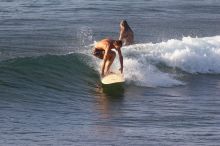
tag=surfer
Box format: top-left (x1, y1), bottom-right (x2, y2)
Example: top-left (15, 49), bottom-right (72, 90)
top-left (92, 39), bottom-right (123, 77)
top-left (119, 20), bottom-right (134, 45)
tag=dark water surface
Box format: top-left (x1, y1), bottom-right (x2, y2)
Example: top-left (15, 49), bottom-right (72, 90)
top-left (1, 0), bottom-right (220, 145)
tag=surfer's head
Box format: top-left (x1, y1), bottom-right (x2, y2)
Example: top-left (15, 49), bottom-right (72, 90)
top-left (113, 40), bottom-right (122, 49)
top-left (120, 20), bottom-right (130, 29)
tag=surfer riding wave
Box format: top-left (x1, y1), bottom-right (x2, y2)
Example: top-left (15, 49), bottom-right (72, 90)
top-left (92, 39), bottom-right (123, 77)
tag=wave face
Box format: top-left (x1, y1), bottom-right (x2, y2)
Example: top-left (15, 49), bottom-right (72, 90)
top-left (0, 54), bottom-right (98, 93)
top-left (107, 35), bottom-right (220, 87)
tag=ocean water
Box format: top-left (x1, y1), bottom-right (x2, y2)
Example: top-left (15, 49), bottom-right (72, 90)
top-left (1, 0), bottom-right (220, 145)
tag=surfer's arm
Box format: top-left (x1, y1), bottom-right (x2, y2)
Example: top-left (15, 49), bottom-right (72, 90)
top-left (118, 48), bottom-right (123, 73)
top-left (101, 48), bottom-right (109, 77)
top-left (119, 31), bottom-right (123, 41)
top-left (119, 30), bottom-right (125, 41)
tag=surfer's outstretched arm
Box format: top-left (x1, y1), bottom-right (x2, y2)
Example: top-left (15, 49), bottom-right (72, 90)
top-left (117, 48), bottom-right (123, 73)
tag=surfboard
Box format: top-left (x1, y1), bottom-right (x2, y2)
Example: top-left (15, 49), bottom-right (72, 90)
top-left (101, 71), bottom-right (125, 85)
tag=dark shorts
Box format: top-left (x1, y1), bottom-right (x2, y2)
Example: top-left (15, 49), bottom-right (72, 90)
top-left (93, 48), bottom-right (105, 59)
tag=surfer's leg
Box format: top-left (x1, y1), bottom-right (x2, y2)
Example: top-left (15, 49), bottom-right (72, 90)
top-left (105, 50), bottom-right (116, 74)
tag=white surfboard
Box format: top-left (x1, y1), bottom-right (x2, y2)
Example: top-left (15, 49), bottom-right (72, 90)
top-left (101, 71), bottom-right (125, 85)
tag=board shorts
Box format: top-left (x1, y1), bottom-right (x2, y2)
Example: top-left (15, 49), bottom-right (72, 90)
top-left (92, 48), bottom-right (105, 59)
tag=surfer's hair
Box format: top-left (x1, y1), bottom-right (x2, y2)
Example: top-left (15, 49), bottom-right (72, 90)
top-left (120, 20), bottom-right (131, 30)
top-left (120, 20), bottom-right (128, 27)
top-left (114, 40), bottom-right (122, 47)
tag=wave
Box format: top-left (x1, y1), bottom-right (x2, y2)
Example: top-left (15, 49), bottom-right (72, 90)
top-left (105, 35), bottom-right (220, 87)
top-left (0, 53), bottom-right (98, 92)
top-left (125, 35), bottom-right (220, 73)
top-left (1, 35), bottom-right (219, 89)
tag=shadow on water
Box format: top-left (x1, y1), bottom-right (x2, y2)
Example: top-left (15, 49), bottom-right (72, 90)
top-left (101, 83), bottom-right (125, 99)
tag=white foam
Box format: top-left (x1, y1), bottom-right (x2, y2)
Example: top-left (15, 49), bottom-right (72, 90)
top-left (134, 36), bottom-right (220, 73)
top-left (119, 35), bottom-right (220, 87)
top-left (123, 58), bottom-right (183, 87)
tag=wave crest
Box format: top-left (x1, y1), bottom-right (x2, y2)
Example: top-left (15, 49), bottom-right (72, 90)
top-left (115, 35), bottom-right (220, 87)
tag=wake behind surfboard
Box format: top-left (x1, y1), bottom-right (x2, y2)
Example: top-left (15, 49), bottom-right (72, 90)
top-left (101, 71), bottom-right (125, 85)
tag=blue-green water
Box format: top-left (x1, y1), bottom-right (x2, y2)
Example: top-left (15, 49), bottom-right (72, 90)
top-left (1, 0), bottom-right (220, 145)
